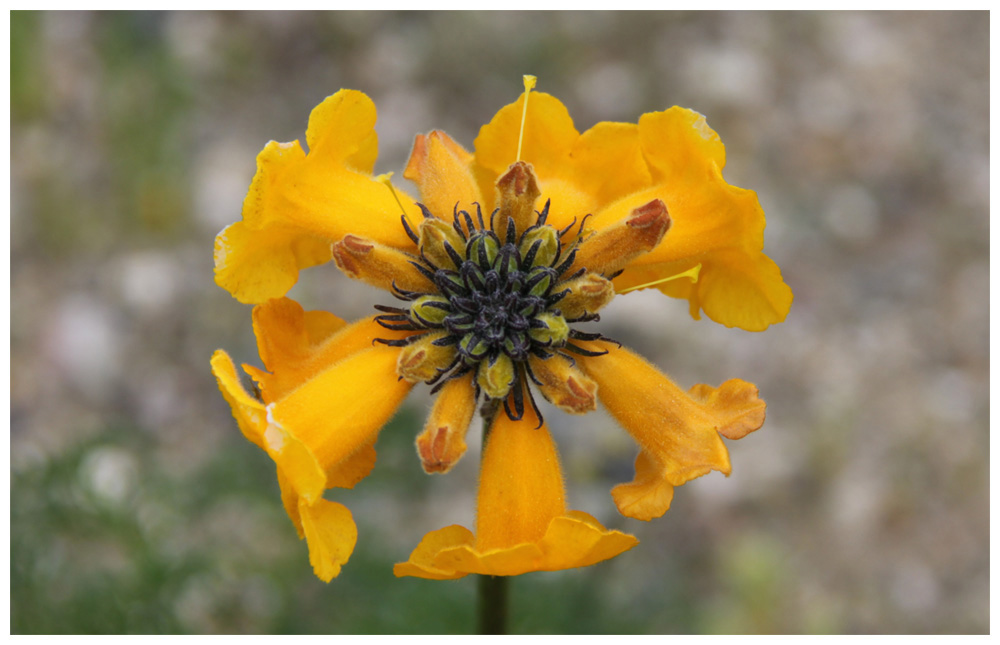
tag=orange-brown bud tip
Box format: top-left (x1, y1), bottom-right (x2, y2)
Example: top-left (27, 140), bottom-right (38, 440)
top-left (561, 375), bottom-right (598, 414)
top-left (416, 425), bottom-right (466, 474)
top-left (340, 235), bottom-right (374, 253)
top-left (496, 160), bottom-right (538, 198)
top-left (331, 236), bottom-right (373, 277)
top-left (627, 199), bottom-right (671, 233)
top-left (399, 348), bottom-right (427, 371)
top-left (416, 373), bottom-right (476, 474)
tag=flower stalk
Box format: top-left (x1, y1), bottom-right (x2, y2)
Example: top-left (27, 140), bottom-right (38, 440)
top-left (477, 400), bottom-right (508, 635)
top-left (478, 574), bottom-right (508, 635)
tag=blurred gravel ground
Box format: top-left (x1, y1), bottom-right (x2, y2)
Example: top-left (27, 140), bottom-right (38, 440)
top-left (10, 11), bottom-right (988, 634)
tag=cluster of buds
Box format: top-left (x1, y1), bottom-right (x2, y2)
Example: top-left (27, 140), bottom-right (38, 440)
top-left (366, 161), bottom-right (671, 424)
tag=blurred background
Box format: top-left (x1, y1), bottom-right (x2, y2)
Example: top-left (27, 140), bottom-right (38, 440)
top-left (10, 11), bottom-right (988, 634)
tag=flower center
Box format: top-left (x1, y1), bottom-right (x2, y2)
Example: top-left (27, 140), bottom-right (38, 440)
top-left (374, 199), bottom-right (614, 422)
top-left (428, 206), bottom-right (571, 363)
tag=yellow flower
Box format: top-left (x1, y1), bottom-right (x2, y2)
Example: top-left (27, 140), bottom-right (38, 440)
top-left (211, 84), bottom-right (789, 581)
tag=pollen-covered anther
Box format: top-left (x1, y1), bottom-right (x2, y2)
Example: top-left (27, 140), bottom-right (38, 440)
top-left (496, 161), bottom-right (541, 237)
top-left (333, 235), bottom-right (434, 293)
top-left (554, 273), bottom-right (615, 320)
top-left (528, 354), bottom-right (597, 414)
top-left (397, 332), bottom-right (456, 383)
top-left (568, 199), bottom-right (672, 277)
top-left (477, 353), bottom-right (515, 400)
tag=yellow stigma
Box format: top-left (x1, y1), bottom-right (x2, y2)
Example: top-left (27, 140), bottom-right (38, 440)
top-left (516, 75), bottom-right (537, 162)
top-left (377, 171), bottom-right (413, 229)
top-left (616, 264), bottom-right (702, 294)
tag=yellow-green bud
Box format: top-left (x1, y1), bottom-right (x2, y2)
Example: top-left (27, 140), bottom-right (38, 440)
top-left (519, 224), bottom-right (560, 269)
top-left (476, 353), bottom-right (515, 400)
top-left (459, 333), bottom-right (490, 360)
top-left (410, 295), bottom-right (451, 326)
top-left (467, 232), bottom-right (499, 267)
top-left (529, 312), bottom-right (569, 346)
top-left (419, 218), bottom-right (464, 269)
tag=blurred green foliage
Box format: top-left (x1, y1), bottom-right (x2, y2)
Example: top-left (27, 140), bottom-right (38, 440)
top-left (12, 410), bottom-right (687, 634)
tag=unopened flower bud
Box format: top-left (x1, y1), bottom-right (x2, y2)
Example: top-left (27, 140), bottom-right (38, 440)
top-left (519, 224), bottom-right (560, 269)
top-left (415, 374), bottom-right (476, 474)
top-left (467, 231), bottom-right (500, 267)
top-left (409, 295), bottom-right (451, 327)
top-left (332, 235), bottom-right (433, 293)
top-left (567, 199), bottom-right (671, 277)
top-left (495, 161), bottom-right (541, 238)
top-left (459, 333), bottom-right (491, 361)
top-left (419, 218), bottom-right (464, 270)
top-left (555, 273), bottom-right (615, 320)
top-left (397, 332), bottom-right (455, 383)
top-left (477, 353), bottom-right (515, 400)
top-left (528, 354), bottom-right (598, 414)
top-left (529, 312), bottom-right (569, 347)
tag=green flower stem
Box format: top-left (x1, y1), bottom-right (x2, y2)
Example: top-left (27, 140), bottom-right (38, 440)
top-left (477, 399), bottom-right (508, 635)
top-left (477, 574), bottom-right (508, 635)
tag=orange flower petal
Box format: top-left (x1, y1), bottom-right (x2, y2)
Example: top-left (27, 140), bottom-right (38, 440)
top-left (606, 174), bottom-right (792, 330)
top-left (214, 90), bottom-right (421, 304)
top-left (268, 345), bottom-right (414, 500)
top-left (304, 89), bottom-right (380, 173)
top-left (216, 341), bottom-right (378, 504)
top-left (576, 342), bottom-right (765, 519)
top-left (299, 496), bottom-right (358, 582)
top-left (565, 121), bottom-right (652, 214)
top-left (324, 442), bottom-right (378, 490)
top-left (246, 300), bottom-right (411, 402)
top-left (609, 450), bottom-right (676, 522)
top-left (540, 511), bottom-right (639, 570)
top-left (618, 107), bottom-right (791, 330)
top-left (474, 91), bottom-right (579, 186)
top-left (210, 349), bottom-right (267, 451)
top-left (251, 298), bottom-right (348, 381)
top-left (474, 408), bottom-right (566, 550)
top-left (278, 466), bottom-right (306, 538)
top-left (638, 106), bottom-right (727, 183)
top-left (214, 206), bottom-right (333, 306)
top-left (260, 404), bottom-right (328, 504)
top-left (404, 130), bottom-right (484, 218)
top-left (277, 467), bottom-right (359, 582)
top-left (392, 525), bottom-right (472, 580)
top-left (394, 404), bottom-right (637, 579)
top-left (396, 510), bottom-right (638, 579)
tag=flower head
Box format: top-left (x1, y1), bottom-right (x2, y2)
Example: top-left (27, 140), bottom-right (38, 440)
top-left (212, 80), bottom-right (790, 581)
